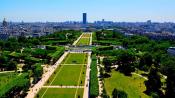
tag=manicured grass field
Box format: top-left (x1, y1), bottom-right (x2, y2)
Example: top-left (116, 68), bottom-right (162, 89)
top-left (61, 53), bottom-right (88, 64)
top-left (104, 71), bottom-right (149, 98)
top-left (37, 88), bottom-right (84, 98)
top-left (76, 38), bottom-right (90, 46)
top-left (76, 33), bottom-right (91, 46)
top-left (0, 72), bottom-right (18, 88)
top-left (39, 53), bottom-right (88, 98)
top-left (45, 65), bottom-right (86, 86)
top-left (45, 53), bottom-right (87, 86)
top-left (81, 33), bottom-right (91, 37)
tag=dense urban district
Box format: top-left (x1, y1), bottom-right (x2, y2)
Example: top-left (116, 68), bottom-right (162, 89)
top-left (0, 28), bottom-right (175, 98)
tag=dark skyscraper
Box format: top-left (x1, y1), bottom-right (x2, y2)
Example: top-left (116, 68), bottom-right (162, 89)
top-left (83, 13), bottom-right (87, 24)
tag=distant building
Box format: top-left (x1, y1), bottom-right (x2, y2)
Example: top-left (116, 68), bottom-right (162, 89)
top-left (83, 13), bottom-right (87, 24)
top-left (1, 18), bottom-right (8, 35)
top-left (2, 18), bottom-right (8, 27)
top-left (0, 33), bottom-right (9, 40)
top-left (20, 32), bottom-right (25, 37)
top-left (147, 20), bottom-right (152, 24)
top-left (124, 33), bottom-right (134, 37)
top-left (32, 33), bottom-right (40, 37)
top-left (167, 47), bottom-right (175, 56)
top-left (37, 45), bottom-right (46, 49)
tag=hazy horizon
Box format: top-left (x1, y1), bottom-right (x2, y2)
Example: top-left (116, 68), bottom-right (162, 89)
top-left (1, 0), bottom-right (175, 22)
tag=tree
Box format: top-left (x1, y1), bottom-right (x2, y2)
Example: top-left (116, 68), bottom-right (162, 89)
top-left (117, 50), bottom-right (136, 75)
top-left (122, 38), bottom-right (129, 48)
top-left (29, 38), bottom-right (40, 45)
top-left (144, 66), bottom-right (162, 97)
top-left (96, 31), bottom-right (102, 40)
top-left (144, 53), bottom-right (153, 67)
top-left (0, 40), bottom-right (4, 50)
top-left (7, 60), bottom-right (17, 71)
top-left (162, 60), bottom-right (175, 98)
top-left (112, 88), bottom-right (128, 98)
top-left (150, 92), bottom-right (160, 98)
top-left (0, 73), bottom-right (30, 97)
top-left (32, 63), bottom-right (43, 83)
top-left (90, 55), bottom-right (99, 98)
top-left (32, 48), bottom-right (47, 58)
top-left (103, 58), bottom-right (112, 72)
top-left (102, 89), bottom-right (110, 98)
top-left (153, 53), bottom-right (161, 68)
top-left (0, 55), bottom-right (8, 70)
top-left (139, 52), bottom-right (153, 71)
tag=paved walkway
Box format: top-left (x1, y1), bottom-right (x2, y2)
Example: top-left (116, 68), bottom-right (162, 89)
top-left (83, 33), bottom-right (92, 98)
top-left (81, 37), bottom-right (91, 38)
top-left (90, 33), bottom-right (92, 45)
top-left (83, 52), bottom-right (91, 98)
top-left (26, 33), bottom-right (92, 98)
top-left (42, 86), bottom-right (84, 88)
top-left (73, 33), bottom-right (83, 45)
top-left (25, 52), bottom-right (69, 98)
top-left (132, 72), bottom-right (148, 80)
top-left (69, 51), bottom-right (90, 53)
top-left (82, 33), bottom-right (92, 98)
top-left (97, 59), bottom-right (103, 98)
top-left (61, 64), bottom-right (87, 65)
top-left (0, 71), bottom-right (15, 73)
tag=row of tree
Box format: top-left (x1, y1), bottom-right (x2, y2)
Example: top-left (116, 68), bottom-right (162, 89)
top-left (0, 73), bottom-right (30, 98)
top-left (90, 55), bottom-right (99, 98)
top-left (0, 30), bottom-right (82, 97)
top-left (94, 30), bottom-right (175, 98)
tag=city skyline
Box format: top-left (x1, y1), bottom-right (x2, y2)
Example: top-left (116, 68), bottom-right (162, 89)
top-left (1, 0), bottom-right (175, 22)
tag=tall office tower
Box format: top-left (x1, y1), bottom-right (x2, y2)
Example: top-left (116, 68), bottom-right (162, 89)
top-left (83, 13), bottom-right (87, 24)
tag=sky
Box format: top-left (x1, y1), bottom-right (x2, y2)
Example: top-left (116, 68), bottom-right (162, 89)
top-left (0, 0), bottom-right (175, 22)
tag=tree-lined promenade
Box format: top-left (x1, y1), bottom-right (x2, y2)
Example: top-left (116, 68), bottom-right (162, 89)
top-left (0, 30), bottom-right (82, 97)
top-left (32, 32), bottom-right (92, 98)
top-left (1, 29), bottom-right (175, 98)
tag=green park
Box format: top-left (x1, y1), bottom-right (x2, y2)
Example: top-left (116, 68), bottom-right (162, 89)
top-left (37, 53), bottom-right (88, 98)
top-left (1, 30), bottom-right (175, 98)
top-left (76, 33), bottom-right (91, 46)
top-left (104, 71), bottom-right (149, 98)
top-left (37, 88), bottom-right (84, 98)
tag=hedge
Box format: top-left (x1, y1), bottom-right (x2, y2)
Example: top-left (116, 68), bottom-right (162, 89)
top-left (90, 55), bottom-right (99, 98)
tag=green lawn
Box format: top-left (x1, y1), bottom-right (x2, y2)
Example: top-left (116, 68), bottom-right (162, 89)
top-left (61, 53), bottom-right (87, 64)
top-left (76, 38), bottom-right (90, 46)
top-left (81, 33), bottom-right (91, 37)
top-left (39, 53), bottom-right (88, 97)
top-left (45, 65), bottom-right (86, 86)
top-left (76, 33), bottom-right (91, 46)
top-left (0, 72), bottom-right (18, 88)
top-left (104, 71), bottom-right (150, 98)
top-left (37, 88), bottom-right (84, 98)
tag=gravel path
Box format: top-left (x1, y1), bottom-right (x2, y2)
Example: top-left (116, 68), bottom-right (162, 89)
top-left (42, 86), bottom-right (84, 88)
